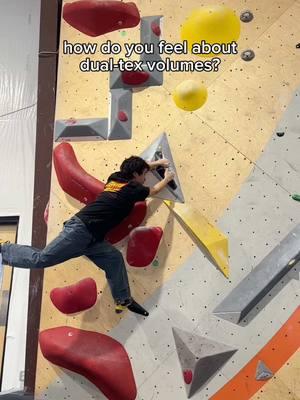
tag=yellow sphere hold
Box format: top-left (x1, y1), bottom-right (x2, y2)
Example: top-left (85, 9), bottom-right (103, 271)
top-left (181, 5), bottom-right (240, 57)
top-left (173, 80), bottom-right (208, 111)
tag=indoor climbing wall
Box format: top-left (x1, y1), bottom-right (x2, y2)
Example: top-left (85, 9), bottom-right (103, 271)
top-left (35, 0), bottom-right (299, 399)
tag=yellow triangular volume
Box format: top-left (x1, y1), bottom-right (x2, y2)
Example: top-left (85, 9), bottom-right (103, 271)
top-left (164, 201), bottom-right (229, 278)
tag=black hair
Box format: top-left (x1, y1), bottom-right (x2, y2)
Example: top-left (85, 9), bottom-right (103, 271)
top-left (120, 156), bottom-right (150, 179)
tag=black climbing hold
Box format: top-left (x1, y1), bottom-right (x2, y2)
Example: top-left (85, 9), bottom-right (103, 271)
top-left (240, 10), bottom-right (254, 23)
top-left (154, 150), bottom-right (177, 190)
top-left (296, 43), bottom-right (300, 49)
top-left (241, 49), bottom-right (255, 61)
top-left (276, 131), bottom-right (285, 137)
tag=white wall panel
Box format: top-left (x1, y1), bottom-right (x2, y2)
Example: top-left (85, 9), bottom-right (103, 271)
top-left (0, 0), bottom-right (41, 391)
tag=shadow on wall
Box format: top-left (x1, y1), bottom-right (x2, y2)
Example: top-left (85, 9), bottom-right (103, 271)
top-left (239, 261), bottom-right (300, 327)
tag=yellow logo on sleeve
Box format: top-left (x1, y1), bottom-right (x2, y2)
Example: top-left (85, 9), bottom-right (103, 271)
top-left (104, 180), bottom-right (128, 193)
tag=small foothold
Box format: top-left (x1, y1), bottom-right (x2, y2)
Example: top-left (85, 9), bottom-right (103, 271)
top-left (256, 360), bottom-right (273, 381)
top-left (288, 258), bottom-right (297, 266)
top-left (292, 194), bottom-right (300, 202)
top-left (152, 259), bottom-right (159, 267)
top-left (276, 131), bottom-right (285, 137)
top-left (183, 369), bottom-right (193, 384)
top-left (66, 118), bottom-right (77, 125)
top-left (241, 49), bottom-right (255, 61)
top-left (296, 43), bottom-right (300, 49)
top-left (151, 22), bottom-right (161, 36)
top-left (240, 10), bottom-right (254, 23)
top-left (118, 111), bottom-right (128, 122)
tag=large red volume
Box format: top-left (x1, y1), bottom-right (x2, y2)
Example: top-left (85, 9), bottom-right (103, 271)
top-left (39, 327), bottom-right (137, 400)
top-left (50, 278), bottom-right (97, 314)
top-left (106, 201), bottom-right (147, 244)
top-left (53, 142), bottom-right (104, 204)
top-left (63, 1), bottom-right (140, 37)
top-left (126, 226), bottom-right (163, 267)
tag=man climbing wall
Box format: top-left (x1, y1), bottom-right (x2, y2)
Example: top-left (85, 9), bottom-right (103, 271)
top-left (0, 156), bottom-right (174, 316)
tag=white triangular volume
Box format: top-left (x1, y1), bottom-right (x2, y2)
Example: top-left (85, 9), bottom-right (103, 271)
top-left (140, 132), bottom-right (184, 203)
top-left (172, 327), bottom-right (237, 398)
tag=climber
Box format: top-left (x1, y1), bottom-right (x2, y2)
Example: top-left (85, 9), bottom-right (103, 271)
top-left (0, 156), bottom-right (175, 316)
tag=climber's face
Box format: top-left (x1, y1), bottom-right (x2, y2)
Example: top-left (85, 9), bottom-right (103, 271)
top-left (133, 168), bottom-right (148, 184)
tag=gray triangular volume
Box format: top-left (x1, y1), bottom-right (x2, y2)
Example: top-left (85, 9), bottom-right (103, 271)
top-left (55, 118), bottom-right (108, 141)
top-left (256, 360), bottom-right (273, 381)
top-left (108, 89), bottom-right (132, 140)
top-left (212, 310), bottom-right (242, 325)
top-left (172, 327), bottom-right (237, 398)
top-left (140, 16), bottom-right (163, 63)
top-left (140, 133), bottom-right (184, 203)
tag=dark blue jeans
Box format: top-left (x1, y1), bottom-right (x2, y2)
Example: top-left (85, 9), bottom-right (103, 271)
top-left (1, 216), bottom-right (130, 303)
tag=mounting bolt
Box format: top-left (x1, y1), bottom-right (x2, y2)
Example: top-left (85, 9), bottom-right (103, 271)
top-left (241, 49), bottom-right (255, 61)
top-left (240, 10), bottom-right (254, 23)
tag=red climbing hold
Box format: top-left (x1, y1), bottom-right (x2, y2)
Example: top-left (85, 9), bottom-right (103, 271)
top-left (65, 118), bottom-right (77, 125)
top-left (53, 142), bottom-right (104, 204)
top-left (50, 278), bottom-right (97, 314)
top-left (183, 369), bottom-right (193, 384)
top-left (122, 71), bottom-right (150, 86)
top-left (63, 1), bottom-right (140, 37)
top-left (106, 201), bottom-right (147, 244)
top-left (151, 22), bottom-right (161, 36)
top-left (118, 111), bottom-right (128, 122)
top-left (126, 226), bottom-right (163, 267)
top-left (39, 326), bottom-right (137, 400)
